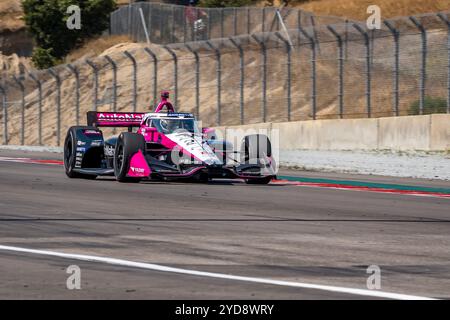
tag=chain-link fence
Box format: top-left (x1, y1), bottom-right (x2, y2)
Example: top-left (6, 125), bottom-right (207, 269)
top-left (0, 11), bottom-right (449, 147)
top-left (110, 2), bottom-right (351, 44)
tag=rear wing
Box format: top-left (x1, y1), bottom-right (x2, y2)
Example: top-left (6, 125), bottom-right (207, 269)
top-left (87, 111), bottom-right (146, 128)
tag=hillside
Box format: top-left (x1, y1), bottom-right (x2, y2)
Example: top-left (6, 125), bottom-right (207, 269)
top-left (0, 1), bottom-right (449, 147)
top-left (293, 0), bottom-right (450, 20)
top-left (0, 0), bottom-right (24, 32)
top-left (0, 0), bottom-right (32, 60)
top-left (2, 23), bottom-right (448, 146)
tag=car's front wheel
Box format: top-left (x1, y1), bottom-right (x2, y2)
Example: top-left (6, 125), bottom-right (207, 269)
top-left (114, 132), bottom-right (146, 183)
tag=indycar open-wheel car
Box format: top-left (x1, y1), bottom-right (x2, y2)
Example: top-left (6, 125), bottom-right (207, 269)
top-left (63, 111), bottom-right (277, 184)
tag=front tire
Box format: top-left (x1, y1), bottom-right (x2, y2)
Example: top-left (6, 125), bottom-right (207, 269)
top-left (114, 132), bottom-right (146, 183)
top-left (63, 126), bottom-right (98, 179)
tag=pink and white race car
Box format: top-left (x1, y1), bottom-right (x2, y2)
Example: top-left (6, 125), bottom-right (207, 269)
top-left (63, 110), bottom-right (276, 184)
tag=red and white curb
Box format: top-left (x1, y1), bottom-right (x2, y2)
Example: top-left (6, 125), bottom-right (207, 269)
top-left (0, 156), bottom-right (63, 165)
top-left (271, 179), bottom-right (450, 199)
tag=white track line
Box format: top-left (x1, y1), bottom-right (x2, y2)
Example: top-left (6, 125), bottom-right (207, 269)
top-left (0, 245), bottom-right (435, 300)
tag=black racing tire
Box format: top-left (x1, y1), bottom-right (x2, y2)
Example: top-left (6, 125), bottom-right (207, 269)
top-left (241, 134), bottom-right (273, 185)
top-left (63, 126), bottom-right (98, 179)
top-left (241, 134), bottom-right (272, 164)
top-left (114, 132), bottom-right (146, 183)
top-left (245, 176), bottom-right (274, 185)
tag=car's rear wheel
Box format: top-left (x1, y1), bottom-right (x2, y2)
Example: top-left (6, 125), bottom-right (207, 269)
top-left (63, 126), bottom-right (97, 179)
top-left (241, 134), bottom-right (273, 185)
top-left (241, 134), bottom-right (272, 163)
top-left (114, 132), bottom-right (146, 183)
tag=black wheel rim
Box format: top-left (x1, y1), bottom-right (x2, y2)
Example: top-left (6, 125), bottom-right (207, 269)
top-left (116, 144), bottom-right (124, 172)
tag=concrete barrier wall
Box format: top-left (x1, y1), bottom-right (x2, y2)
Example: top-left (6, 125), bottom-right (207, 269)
top-left (212, 114), bottom-right (450, 152)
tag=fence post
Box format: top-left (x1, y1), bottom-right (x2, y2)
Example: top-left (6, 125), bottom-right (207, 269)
top-left (344, 19), bottom-right (349, 60)
top-left (183, 6), bottom-right (187, 43)
top-left (275, 32), bottom-right (292, 121)
top-left (104, 55), bottom-right (118, 115)
top-left (229, 37), bottom-right (244, 124)
top-left (0, 84), bottom-right (7, 145)
top-left (233, 8), bottom-right (238, 36)
top-left (247, 7), bottom-right (251, 36)
top-left (220, 9), bottom-right (225, 38)
top-left (327, 25), bottom-right (344, 119)
top-left (262, 7), bottom-right (266, 32)
top-left (206, 41), bottom-right (222, 126)
top-left (13, 75), bottom-right (25, 145)
top-left (171, 5), bottom-right (175, 44)
top-left (144, 47), bottom-right (158, 106)
top-left (297, 9), bottom-right (302, 29)
top-left (353, 23), bottom-right (371, 118)
top-left (384, 20), bottom-right (400, 116)
top-left (48, 69), bottom-right (61, 146)
top-left (28, 72), bottom-right (43, 144)
top-left (124, 51), bottom-right (138, 112)
top-left (437, 13), bottom-right (450, 114)
top-left (127, 4), bottom-right (132, 39)
top-left (185, 44), bottom-right (200, 119)
top-left (66, 65), bottom-right (79, 126)
top-left (251, 34), bottom-right (267, 123)
top-left (159, 3), bottom-right (163, 43)
top-left (310, 15), bottom-right (321, 55)
top-left (86, 59), bottom-right (99, 111)
top-left (410, 16), bottom-right (427, 115)
top-left (164, 46), bottom-right (178, 107)
top-left (299, 26), bottom-right (317, 120)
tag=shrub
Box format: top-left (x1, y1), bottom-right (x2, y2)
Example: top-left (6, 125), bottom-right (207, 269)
top-left (409, 96), bottom-right (447, 115)
top-left (23, 0), bottom-right (116, 68)
top-left (31, 47), bottom-right (58, 69)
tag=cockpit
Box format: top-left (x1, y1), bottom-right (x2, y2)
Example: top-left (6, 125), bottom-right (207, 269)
top-left (150, 118), bottom-right (200, 135)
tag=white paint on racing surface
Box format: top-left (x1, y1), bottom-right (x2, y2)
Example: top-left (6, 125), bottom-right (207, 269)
top-left (0, 245), bottom-right (436, 300)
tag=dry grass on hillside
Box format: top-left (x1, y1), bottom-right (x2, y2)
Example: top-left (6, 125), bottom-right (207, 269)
top-left (65, 35), bottom-right (133, 63)
top-left (0, 0), bottom-right (25, 32)
top-left (4, 28), bottom-right (449, 147)
top-left (293, 0), bottom-right (450, 20)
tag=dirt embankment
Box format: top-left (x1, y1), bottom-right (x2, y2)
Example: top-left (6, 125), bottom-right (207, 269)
top-left (2, 24), bottom-right (448, 147)
top-left (0, 1), bottom-right (449, 147)
top-left (0, 0), bottom-right (33, 74)
top-left (0, 0), bottom-right (24, 32)
top-left (291, 0), bottom-right (450, 20)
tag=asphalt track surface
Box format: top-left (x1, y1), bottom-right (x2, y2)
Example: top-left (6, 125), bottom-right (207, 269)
top-left (0, 149), bottom-right (449, 299)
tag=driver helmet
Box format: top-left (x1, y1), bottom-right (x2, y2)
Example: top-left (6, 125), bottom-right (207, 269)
top-left (161, 91), bottom-right (170, 99)
top-left (160, 119), bottom-right (169, 132)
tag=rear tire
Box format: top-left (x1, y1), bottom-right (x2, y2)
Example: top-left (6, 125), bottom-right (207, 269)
top-left (241, 134), bottom-right (272, 164)
top-left (63, 126), bottom-right (98, 179)
top-left (114, 132), bottom-right (146, 183)
top-left (241, 134), bottom-right (273, 185)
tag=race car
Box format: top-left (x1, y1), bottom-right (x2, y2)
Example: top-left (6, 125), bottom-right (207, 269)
top-left (63, 110), bottom-right (276, 184)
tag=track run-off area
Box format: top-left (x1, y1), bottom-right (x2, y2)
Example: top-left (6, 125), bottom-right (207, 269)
top-left (0, 149), bottom-right (449, 299)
